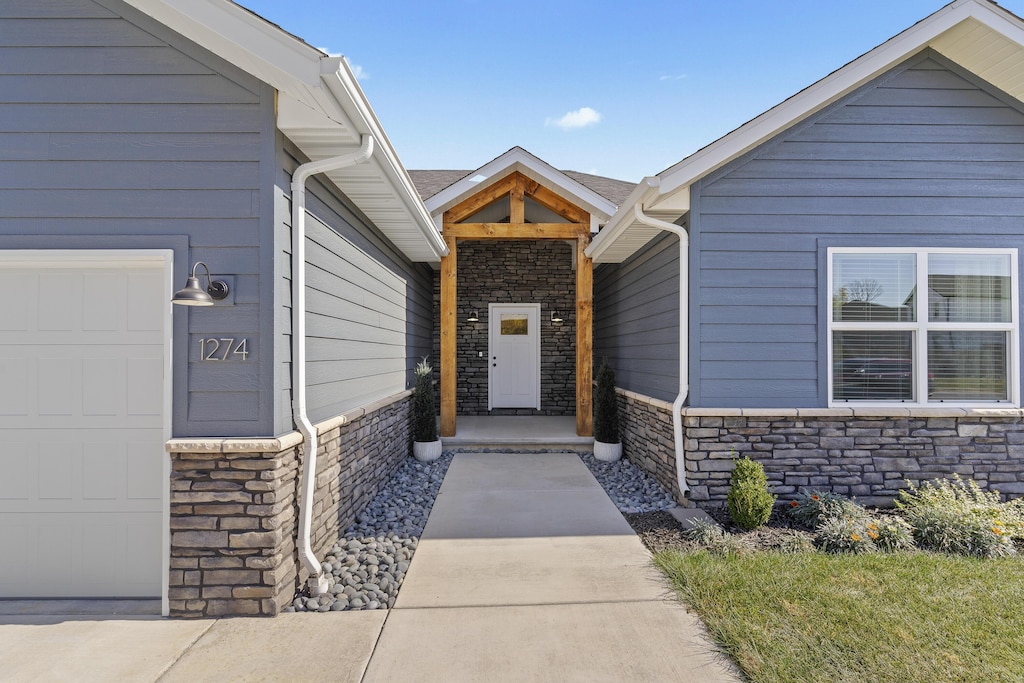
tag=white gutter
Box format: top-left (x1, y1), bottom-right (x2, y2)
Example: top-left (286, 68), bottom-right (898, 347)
top-left (630, 202), bottom-right (691, 498)
top-left (291, 135), bottom-right (375, 595)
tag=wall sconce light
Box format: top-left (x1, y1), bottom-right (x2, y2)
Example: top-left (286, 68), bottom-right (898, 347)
top-left (550, 311), bottom-right (563, 323)
top-left (172, 261), bottom-right (230, 306)
top-left (467, 310), bottom-right (480, 323)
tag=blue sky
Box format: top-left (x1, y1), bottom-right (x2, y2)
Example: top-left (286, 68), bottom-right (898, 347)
top-left (237, 0), bottom-right (1024, 181)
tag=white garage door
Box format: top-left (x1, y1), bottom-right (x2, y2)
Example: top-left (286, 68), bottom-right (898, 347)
top-left (0, 252), bottom-right (169, 598)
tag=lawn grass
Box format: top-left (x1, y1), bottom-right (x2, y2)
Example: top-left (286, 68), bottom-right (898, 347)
top-left (655, 550), bottom-right (1024, 683)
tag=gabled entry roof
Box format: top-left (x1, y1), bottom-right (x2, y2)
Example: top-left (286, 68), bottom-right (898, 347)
top-left (415, 147), bottom-right (626, 233)
top-left (125, 0), bottom-right (447, 263)
top-left (587, 0), bottom-right (1024, 264)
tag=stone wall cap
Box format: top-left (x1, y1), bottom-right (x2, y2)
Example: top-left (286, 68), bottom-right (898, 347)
top-left (741, 408), bottom-right (799, 417)
top-left (683, 408), bottom-right (743, 416)
top-left (615, 387), bottom-right (675, 412)
top-left (167, 390), bottom-right (413, 453)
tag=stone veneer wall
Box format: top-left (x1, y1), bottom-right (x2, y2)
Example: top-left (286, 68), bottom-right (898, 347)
top-left (617, 389), bottom-right (1024, 508)
top-left (166, 391), bottom-right (411, 618)
top-left (616, 390), bottom-right (682, 501)
top-left (431, 240), bottom-right (576, 415)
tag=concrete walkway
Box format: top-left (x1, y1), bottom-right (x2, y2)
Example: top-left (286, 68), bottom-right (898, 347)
top-left (364, 452), bottom-right (738, 682)
top-left (0, 452), bottom-right (738, 682)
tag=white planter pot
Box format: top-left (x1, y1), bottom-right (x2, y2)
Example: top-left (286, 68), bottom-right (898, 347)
top-left (413, 439), bottom-right (443, 462)
top-left (593, 440), bottom-right (622, 462)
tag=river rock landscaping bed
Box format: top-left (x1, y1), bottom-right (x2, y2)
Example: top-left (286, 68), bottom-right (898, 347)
top-left (287, 449), bottom-right (679, 613)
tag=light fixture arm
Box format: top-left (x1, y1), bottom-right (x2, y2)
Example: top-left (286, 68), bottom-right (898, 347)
top-left (190, 261), bottom-right (229, 300)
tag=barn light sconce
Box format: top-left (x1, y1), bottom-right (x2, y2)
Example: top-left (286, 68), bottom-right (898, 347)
top-left (172, 261), bottom-right (230, 306)
top-left (467, 310), bottom-right (480, 323)
top-left (550, 311), bottom-right (563, 323)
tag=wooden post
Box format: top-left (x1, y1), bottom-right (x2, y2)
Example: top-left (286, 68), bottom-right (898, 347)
top-left (440, 235), bottom-right (457, 437)
top-left (576, 234), bottom-right (593, 437)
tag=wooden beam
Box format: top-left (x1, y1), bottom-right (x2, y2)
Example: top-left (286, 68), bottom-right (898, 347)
top-left (440, 235), bottom-right (457, 437)
top-left (529, 183), bottom-right (589, 224)
top-left (443, 173), bottom-right (519, 224)
top-left (443, 223), bottom-right (588, 240)
top-left (576, 234), bottom-right (593, 437)
top-left (510, 175), bottom-right (525, 225)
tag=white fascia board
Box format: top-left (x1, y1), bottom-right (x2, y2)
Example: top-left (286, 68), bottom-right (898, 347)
top-left (425, 147), bottom-right (618, 223)
top-left (585, 178), bottom-right (660, 262)
top-left (655, 0), bottom-right (1018, 198)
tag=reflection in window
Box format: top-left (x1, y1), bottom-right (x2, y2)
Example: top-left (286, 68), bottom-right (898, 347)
top-left (833, 253), bottom-right (916, 322)
top-left (928, 253), bottom-right (1011, 323)
top-left (500, 315), bottom-right (528, 335)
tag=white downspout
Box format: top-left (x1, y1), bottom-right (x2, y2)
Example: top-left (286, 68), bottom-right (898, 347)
top-left (631, 204), bottom-right (690, 498)
top-left (291, 135), bottom-right (374, 595)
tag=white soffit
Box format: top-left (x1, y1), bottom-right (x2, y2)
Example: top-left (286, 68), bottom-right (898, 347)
top-left (588, 0), bottom-right (1024, 264)
top-left (425, 147), bottom-right (619, 228)
top-left (126, 0), bottom-right (446, 263)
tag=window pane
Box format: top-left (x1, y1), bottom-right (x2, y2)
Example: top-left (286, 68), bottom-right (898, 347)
top-left (928, 331), bottom-right (1008, 401)
top-left (833, 253), bottom-right (916, 322)
top-left (500, 315), bottom-right (528, 335)
top-left (928, 253), bottom-right (1011, 323)
top-left (832, 331), bottom-right (914, 401)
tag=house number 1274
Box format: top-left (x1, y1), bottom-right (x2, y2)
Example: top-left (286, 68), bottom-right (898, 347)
top-left (199, 338), bottom-right (249, 361)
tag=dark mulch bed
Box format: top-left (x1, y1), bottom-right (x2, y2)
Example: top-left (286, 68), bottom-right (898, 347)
top-left (625, 506), bottom-right (816, 554)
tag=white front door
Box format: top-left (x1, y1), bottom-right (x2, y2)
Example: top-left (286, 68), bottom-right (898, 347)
top-left (0, 251), bottom-right (171, 599)
top-left (489, 304), bottom-right (541, 409)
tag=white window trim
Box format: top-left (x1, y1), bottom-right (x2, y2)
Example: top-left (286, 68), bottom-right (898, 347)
top-left (827, 247), bottom-right (1020, 408)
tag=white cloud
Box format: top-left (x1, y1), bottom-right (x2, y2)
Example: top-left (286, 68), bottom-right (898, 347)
top-left (545, 106), bottom-right (602, 131)
top-left (315, 49), bottom-right (369, 81)
top-left (659, 74), bottom-right (687, 81)
top-left (350, 64), bottom-right (369, 81)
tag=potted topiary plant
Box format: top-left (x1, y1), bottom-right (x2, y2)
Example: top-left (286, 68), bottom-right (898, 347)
top-left (412, 357), bottom-right (442, 462)
top-left (593, 359), bottom-right (622, 462)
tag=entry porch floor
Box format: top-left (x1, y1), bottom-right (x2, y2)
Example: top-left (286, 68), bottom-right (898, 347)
top-left (441, 415), bottom-right (593, 448)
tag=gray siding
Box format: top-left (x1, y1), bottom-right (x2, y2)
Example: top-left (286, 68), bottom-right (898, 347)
top-left (275, 143), bottom-right (434, 433)
top-left (0, 0), bottom-right (276, 437)
top-left (691, 50), bottom-right (1024, 408)
top-left (594, 231), bottom-right (681, 402)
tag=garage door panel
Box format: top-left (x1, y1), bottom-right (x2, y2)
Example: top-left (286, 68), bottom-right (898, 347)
top-left (83, 272), bottom-right (124, 331)
top-left (0, 357), bottom-right (31, 416)
top-left (39, 358), bottom-right (76, 416)
top-left (0, 272), bottom-right (29, 330)
top-left (127, 356), bottom-right (163, 416)
top-left (127, 440), bottom-right (163, 500)
top-left (83, 357), bottom-right (125, 417)
top-left (0, 258), bottom-right (166, 599)
top-left (39, 272), bottom-right (79, 331)
top-left (39, 441), bottom-right (77, 500)
top-left (0, 445), bottom-right (32, 499)
top-left (83, 441), bottom-right (123, 500)
top-left (128, 271), bottom-right (165, 331)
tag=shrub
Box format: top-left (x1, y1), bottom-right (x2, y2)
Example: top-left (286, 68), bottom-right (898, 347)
top-left (412, 357), bottom-right (438, 442)
top-left (593, 359), bottom-right (619, 443)
top-left (726, 457), bottom-right (777, 531)
top-left (684, 517), bottom-right (726, 546)
top-left (895, 475), bottom-right (1019, 558)
top-left (867, 517), bottom-right (915, 553)
top-left (787, 490), bottom-right (865, 529)
top-left (816, 515), bottom-right (877, 554)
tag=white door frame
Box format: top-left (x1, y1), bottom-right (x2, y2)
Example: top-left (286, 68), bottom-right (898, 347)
top-left (0, 249), bottom-right (174, 615)
top-left (488, 303), bottom-right (541, 410)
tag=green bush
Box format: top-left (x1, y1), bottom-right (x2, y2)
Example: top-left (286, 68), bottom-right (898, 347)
top-left (868, 517), bottom-right (916, 553)
top-left (895, 475), bottom-right (1020, 558)
top-left (593, 359), bottom-right (619, 443)
top-left (726, 457), bottom-right (776, 530)
top-left (683, 517), bottom-right (726, 546)
top-left (412, 357), bottom-right (438, 442)
top-left (787, 490), bottom-right (865, 529)
top-left (816, 515), bottom-right (877, 554)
